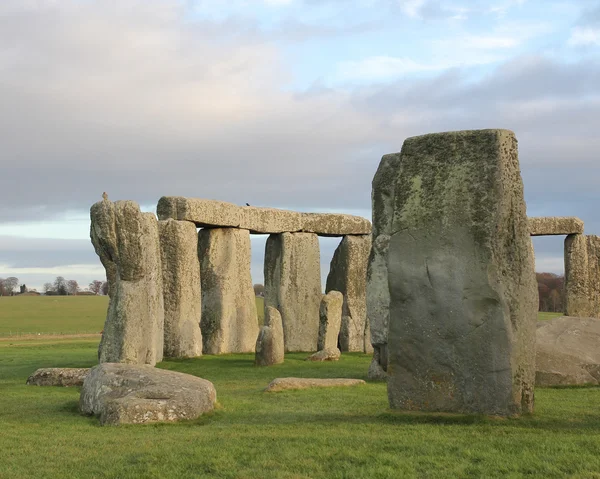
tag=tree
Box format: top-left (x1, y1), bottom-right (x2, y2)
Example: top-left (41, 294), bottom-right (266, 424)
top-left (66, 280), bottom-right (79, 296)
top-left (19, 284), bottom-right (28, 294)
top-left (536, 272), bottom-right (564, 313)
top-left (43, 282), bottom-right (54, 294)
top-left (89, 280), bottom-right (103, 295)
top-left (3, 277), bottom-right (19, 295)
top-left (54, 276), bottom-right (68, 296)
top-left (0, 278), bottom-right (5, 296)
top-left (101, 281), bottom-right (109, 296)
top-left (253, 283), bottom-right (265, 297)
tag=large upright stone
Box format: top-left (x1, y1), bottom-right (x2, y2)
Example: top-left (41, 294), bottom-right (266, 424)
top-left (565, 234), bottom-right (600, 318)
top-left (385, 129), bottom-right (537, 416)
top-left (90, 199), bottom-right (164, 366)
top-left (198, 228), bottom-right (258, 354)
top-left (264, 232), bottom-right (322, 352)
top-left (326, 235), bottom-right (371, 352)
top-left (367, 152), bottom-right (403, 374)
top-left (318, 291), bottom-right (343, 351)
top-left (159, 219), bottom-right (202, 358)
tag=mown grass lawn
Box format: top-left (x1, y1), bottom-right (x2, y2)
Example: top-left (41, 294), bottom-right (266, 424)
top-left (2, 338), bottom-right (600, 478)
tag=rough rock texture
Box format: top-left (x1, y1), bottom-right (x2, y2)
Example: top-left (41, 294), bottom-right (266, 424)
top-left (79, 363), bottom-right (216, 426)
top-left (565, 234), bottom-right (600, 319)
top-left (536, 316), bottom-right (600, 386)
top-left (264, 232), bottom-right (322, 352)
top-left (529, 217), bottom-right (584, 236)
top-left (255, 306), bottom-right (285, 366)
top-left (198, 228), bottom-right (259, 354)
top-left (159, 219), bottom-right (202, 358)
top-left (368, 347), bottom-right (388, 380)
top-left (90, 199), bottom-right (164, 366)
top-left (27, 368), bottom-right (90, 387)
top-left (317, 291), bottom-right (343, 351)
top-left (326, 235), bottom-right (371, 352)
top-left (264, 377), bottom-right (365, 392)
top-left (385, 129), bottom-right (538, 416)
top-left (157, 197), bottom-right (371, 236)
top-left (306, 347), bottom-right (341, 362)
top-left (364, 319), bottom-right (374, 354)
top-left (367, 152), bottom-right (403, 371)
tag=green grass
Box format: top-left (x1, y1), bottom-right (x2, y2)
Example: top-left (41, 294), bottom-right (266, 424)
top-left (537, 312), bottom-right (564, 321)
top-left (0, 296), bottom-right (266, 336)
top-left (2, 338), bottom-right (600, 478)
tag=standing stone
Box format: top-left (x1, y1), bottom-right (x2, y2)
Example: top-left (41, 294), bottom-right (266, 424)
top-left (318, 291), bottom-right (343, 351)
top-left (367, 152), bottom-right (403, 374)
top-left (198, 228), bottom-right (258, 354)
top-left (364, 319), bottom-right (374, 354)
top-left (565, 234), bottom-right (600, 319)
top-left (159, 219), bottom-right (202, 358)
top-left (326, 235), bottom-right (371, 352)
top-left (255, 306), bottom-right (285, 366)
top-left (386, 129), bottom-right (537, 416)
top-left (264, 232), bottom-right (322, 352)
top-left (90, 199), bottom-right (164, 366)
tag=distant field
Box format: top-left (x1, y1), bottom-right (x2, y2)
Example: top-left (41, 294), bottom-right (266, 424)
top-left (0, 295), bottom-right (266, 336)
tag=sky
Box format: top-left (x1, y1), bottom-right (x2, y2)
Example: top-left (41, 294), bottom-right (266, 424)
top-left (0, 0), bottom-right (599, 291)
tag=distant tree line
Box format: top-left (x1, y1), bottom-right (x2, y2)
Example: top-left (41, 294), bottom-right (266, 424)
top-left (537, 272), bottom-right (564, 313)
top-left (0, 276), bottom-right (108, 296)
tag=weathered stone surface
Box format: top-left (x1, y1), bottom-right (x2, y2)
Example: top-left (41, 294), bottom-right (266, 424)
top-left (368, 358), bottom-right (388, 381)
top-left (529, 217), bottom-right (584, 236)
top-left (386, 129), bottom-right (537, 416)
top-left (264, 377), bottom-right (365, 392)
top-left (198, 228), bottom-right (259, 354)
top-left (306, 347), bottom-right (341, 362)
top-left (364, 319), bottom-right (374, 354)
top-left (536, 316), bottom-right (600, 386)
top-left (565, 235), bottom-right (600, 319)
top-left (301, 213), bottom-right (371, 236)
top-left (27, 368), bottom-right (89, 387)
top-left (79, 363), bottom-right (216, 426)
top-left (317, 291), bottom-right (343, 351)
top-left (90, 199), bottom-right (164, 366)
top-left (255, 306), bottom-right (285, 366)
top-left (159, 219), bottom-right (202, 358)
top-left (157, 197), bottom-right (371, 236)
top-left (326, 235), bottom-right (371, 352)
top-left (264, 232), bottom-right (322, 352)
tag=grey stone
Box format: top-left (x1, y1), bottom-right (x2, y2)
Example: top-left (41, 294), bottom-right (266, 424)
top-left (529, 217), bottom-right (584, 236)
top-left (90, 199), bottom-right (164, 366)
top-left (157, 197), bottom-right (371, 236)
top-left (264, 377), bottom-right (365, 392)
top-left (264, 232), bottom-right (322, 352)
top-left (565, 234), bottom-right (600, 319)
top-left (364, 319), bottom-right (374, 354)
top-left (27, 368), bottom-right (89, 387)
top-left (79, 363), bottom-right (216, 426)
top-left (536, 316), bottom-right (600, 386)
top-left (367, 358), bottom-right (388, 381)
top-left (255, 306), bottom-right (285, 366)
top-left (386, 129), bottom-right (537, 416)
top-left (198, 228), bottom-right (259, 354)
top-left (326, 235), bottom-right (371, 352)
top-left (317, 291), bottom-right (343, 351)
top-left (159, 219), bottom-right (202, 358)
top-left (306, 347), bottom-right (341, 362)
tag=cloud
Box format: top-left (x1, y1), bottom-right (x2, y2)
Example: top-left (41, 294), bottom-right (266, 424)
top-left (568, 26), bottom-right (600, 46)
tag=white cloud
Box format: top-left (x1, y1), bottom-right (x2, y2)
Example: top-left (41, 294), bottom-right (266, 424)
top-left (399, 0), bottom-right (426, 18)
top-left (568, 26), bottom-right (600, 46)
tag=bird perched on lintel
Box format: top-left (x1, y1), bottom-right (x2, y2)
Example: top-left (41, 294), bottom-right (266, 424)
top-left (102, 192), bottom-right (108, 201)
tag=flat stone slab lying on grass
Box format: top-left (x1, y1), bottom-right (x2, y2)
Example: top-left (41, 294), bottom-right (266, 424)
top-left (529, 217), bottom-right (584, 236)
top-left (306, 348), bottom-right (341, 362)
top-left (79, 363), bottom-right (217, 426)
top-left (536, 316), bottom-right (600, 386)
top-left (264, 377), bottom-right (365, 392)
top-left (27, 368), bottom-right (90, 387)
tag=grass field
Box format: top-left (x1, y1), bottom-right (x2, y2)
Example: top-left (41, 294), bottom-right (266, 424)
top-left (2, 338), bottom-right (600, 478)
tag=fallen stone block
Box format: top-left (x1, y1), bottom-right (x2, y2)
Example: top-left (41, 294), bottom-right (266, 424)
top-left (79, 363), bottom-right (217, 426)
top-left (264, 377), bottom-right (365, 392)
top-left (306, 348), bottom-right (341, 362)
top-left (27, 368), bottom-right (90, 387)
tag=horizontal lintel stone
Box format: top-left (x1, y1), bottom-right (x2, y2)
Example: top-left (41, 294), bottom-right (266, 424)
top-left (157, 196), bottom-right (371, 236)
top-left (529, 217), bottom-right (584, 236)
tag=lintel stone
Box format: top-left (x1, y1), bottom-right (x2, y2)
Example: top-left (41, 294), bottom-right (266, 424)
top-left (529, 217), bottom-right (584, 236)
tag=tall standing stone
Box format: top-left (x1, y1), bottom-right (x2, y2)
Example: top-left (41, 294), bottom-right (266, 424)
top-left (264, 232), bottom-right (322, 352)
top-left (565, 234), bottom-right (600, 318)
top-left (385, 129), bottom-right (537, 416)
top-left (159, 219), bottom-right (202, 358)
top-left (198, 228), bottom-right (258, 354)
top-left (318, 291), bottom-right (343, 351)
top-left (90, 199), bottom-right (164, 366)
top-left (326, 235), bottom-right (371, 352)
